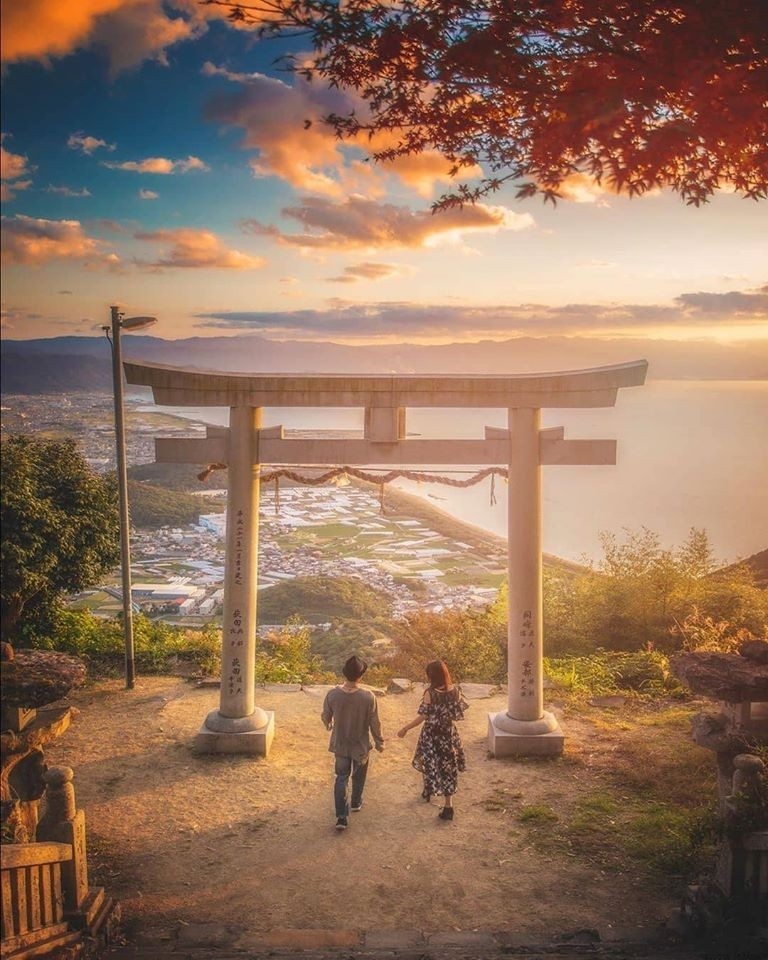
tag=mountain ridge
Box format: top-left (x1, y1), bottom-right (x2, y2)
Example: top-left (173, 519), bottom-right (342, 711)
top-left (2, 333), bottom-right (766, 393)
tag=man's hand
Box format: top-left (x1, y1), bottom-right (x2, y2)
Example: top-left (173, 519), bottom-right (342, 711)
top-left (375, 742), bottom-right (384, 752)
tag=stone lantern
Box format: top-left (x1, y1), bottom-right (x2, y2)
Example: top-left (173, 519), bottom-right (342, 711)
top-left (1, 645), bottom-right (86, 842)
top-left (671, 639), bottom-right (768, 937)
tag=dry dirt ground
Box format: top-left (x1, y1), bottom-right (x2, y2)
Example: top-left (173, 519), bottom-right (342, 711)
top-left (43, 677), bottom-right (685, 943)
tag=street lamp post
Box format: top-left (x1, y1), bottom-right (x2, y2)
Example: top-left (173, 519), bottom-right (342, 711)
top-left (104, 305), bottom-right (157, 690)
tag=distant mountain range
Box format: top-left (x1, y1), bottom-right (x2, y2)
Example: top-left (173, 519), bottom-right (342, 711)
top-left (2, 333), bottom-right (767, 393)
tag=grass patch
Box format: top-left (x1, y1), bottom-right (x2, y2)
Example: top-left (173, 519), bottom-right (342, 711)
top-left (622, 802), bottom-right (717, 875)
top-left (558, 793), bottom-right (718, 880)
top-left (517, 803), bottom-right (559, 824)
top-left (480, 786), bottom-right (523, 813)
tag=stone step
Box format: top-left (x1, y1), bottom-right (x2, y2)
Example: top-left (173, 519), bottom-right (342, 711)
top-left (97, 926), bottom-right (712, 960)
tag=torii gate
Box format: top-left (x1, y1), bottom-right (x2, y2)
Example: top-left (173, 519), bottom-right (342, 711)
top-left (125, 359), bottom-right (647, 758)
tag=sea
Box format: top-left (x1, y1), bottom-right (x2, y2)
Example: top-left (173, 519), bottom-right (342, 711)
top-left (143, 380), bottom-right (767, 566)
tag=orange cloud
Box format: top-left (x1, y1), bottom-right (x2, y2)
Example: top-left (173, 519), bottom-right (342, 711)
top-left (104, 155), bottom-right (209, 174)
top-left (1, 0), bottom-right (126, 63)
top-left (67, 132), bottom-right (116, 154)
top-left (133, 227), bottom-right (266, 269)
top-left (204, 66), bottom-right (351, 197)
top-left (1, 135), bottom-right (33, 201)
top-left (203, 65), bottom-right (482, 199)
top-left (326, 261), bottom-right (406, 284)
top-left (555, 172), bottom-right (615, 204)
top-left (89, 0), bottom-right (206, 74)
top-left (242, 196), bottom-right (534, 251)
top-left (365, 130), bottom-right (483, 198)
top-left (0, 0), bottom-right (216, 70)
top-left (1, 215), bottom-right (114, 265)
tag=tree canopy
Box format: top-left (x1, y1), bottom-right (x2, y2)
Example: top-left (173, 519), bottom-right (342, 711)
top-left (220, 0), bottom-right (768, 206)
top-left (1, 435), bottom-right (120, 643)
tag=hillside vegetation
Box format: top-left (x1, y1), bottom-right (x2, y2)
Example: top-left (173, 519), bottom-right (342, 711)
top-left (128, 462), bottom-right (226, 493)
top-left (128, 479), bottom-right (222, 528)
top-left (258, 574), bottom-right (391, 624)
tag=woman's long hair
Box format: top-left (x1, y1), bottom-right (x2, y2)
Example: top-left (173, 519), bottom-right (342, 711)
top-left (425, 659), bottom-right (452, 690)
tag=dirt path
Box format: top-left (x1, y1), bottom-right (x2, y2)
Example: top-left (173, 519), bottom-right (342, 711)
top-left (43, 678), bottom-right (678, 942)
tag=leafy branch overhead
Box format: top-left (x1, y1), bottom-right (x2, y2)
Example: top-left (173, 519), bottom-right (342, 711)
top-left (211, 0), bottom-right (768, 207)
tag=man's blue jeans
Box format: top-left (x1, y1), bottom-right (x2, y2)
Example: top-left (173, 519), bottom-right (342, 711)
top-left (334, 754), bottom-right (369, 817)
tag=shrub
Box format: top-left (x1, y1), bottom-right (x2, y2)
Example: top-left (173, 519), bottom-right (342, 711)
top-left (543, 650), bottom-right (685, 700)
top-left (387, 607), bottom-right (506, 683)
top-left (45, 610), bottom-right (221, 677)
top-left (254, 617), bottom-right (334, 684)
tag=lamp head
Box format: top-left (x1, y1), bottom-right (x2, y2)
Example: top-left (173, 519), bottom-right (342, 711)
top-left (120, 316), bottom-right (157, 331)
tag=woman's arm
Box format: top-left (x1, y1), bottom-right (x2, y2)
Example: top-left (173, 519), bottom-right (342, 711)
top-left (396, 714), bottom-right (425, 738)
top-left (397, 690), bottom-right (430, 738)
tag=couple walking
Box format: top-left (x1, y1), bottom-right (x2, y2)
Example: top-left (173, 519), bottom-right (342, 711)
top-left (321, 655), bottom-right (467, 830)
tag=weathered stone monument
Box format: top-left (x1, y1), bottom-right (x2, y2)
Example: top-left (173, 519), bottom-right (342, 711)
top-left (671, 641), bottom-right (768, 932)
top-left (125, 359), bottom-right (647, 758)
top-left (1, 646), bottom-right (118, 958)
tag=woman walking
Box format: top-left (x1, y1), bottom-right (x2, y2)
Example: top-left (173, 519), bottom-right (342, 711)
top-left (397, 659), bottom-right (466, 821)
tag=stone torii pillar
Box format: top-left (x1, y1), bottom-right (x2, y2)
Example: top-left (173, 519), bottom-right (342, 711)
top-left (488, 408), bottom-right (560, 755)
top-left (124, 360), bottom-right (648, 758)
top-left (197, 405), bottom-right (275, 754)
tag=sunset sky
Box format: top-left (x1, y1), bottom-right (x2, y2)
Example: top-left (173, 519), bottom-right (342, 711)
top-left (2, 0), bottom-right (767, 346)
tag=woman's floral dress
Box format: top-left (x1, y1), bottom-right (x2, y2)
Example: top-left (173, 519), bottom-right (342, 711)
top-left (412, 687), bottom-right (466, 795)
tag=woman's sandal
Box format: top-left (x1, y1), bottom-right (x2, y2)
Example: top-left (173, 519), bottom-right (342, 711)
top-left (438, 807), bottom-right (454, 821)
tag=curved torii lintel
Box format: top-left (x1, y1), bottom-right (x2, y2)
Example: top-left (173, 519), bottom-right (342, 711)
top-left (123, 359), bottom-right (648, 408)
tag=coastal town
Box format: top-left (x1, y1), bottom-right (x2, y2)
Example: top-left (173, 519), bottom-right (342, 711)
top-left (2, 392), bottom-right (506, 628)
top-left (118, 482), bottom-right (503, 626)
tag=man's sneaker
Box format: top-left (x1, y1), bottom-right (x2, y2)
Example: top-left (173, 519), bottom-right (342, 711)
top-left (335, 816), bottom-right (348, 830)
top-left (350, 801), bottom-right (363, 812)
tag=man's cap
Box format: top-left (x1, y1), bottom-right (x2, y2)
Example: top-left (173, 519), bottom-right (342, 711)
top-left (342, 655), bottom-right (368, 680)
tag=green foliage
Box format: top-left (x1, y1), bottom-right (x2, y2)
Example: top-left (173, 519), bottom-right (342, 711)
top-left (254, 617), bottom-right (334, 684)
top-left (1, 435), bottom-right (120, 642)
top-left (386, 607), bottom-right (507, 683)
top-left (543, 527), bottom-right (767, 655)
top-left (127, 461), bottom-right (226, 493)
top-left (309, 617), bottom-right (391, 672)
top-left (44, 609), bottom-right (221, 676)
top-left (257, 575), bottom-right (392, 625)
top-left (128, 479), bottom-right (218, 529)
top-left (544, 650), bottom-right (684, 700)
top-left (624, 803), bottom-right (717, 875)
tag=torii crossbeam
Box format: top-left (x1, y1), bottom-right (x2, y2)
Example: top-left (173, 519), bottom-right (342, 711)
top-left (125, 359), bottom-right (648, 757)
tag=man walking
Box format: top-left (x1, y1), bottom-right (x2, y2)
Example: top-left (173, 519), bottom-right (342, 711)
top-left (321, 655), bottom-right (384, 830)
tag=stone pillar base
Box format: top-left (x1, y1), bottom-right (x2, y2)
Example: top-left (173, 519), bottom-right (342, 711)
top-left (194, 711), bottom-right (275, 756)
top-left (487, 711), bottom-right (564, 758)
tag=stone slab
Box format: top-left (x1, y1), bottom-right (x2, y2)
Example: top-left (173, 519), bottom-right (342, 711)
top-left (459, 682), bottom-right (500, 699)
top-left (193, 710), bottom-right (275, 756)
top-left (177, 923), bottom-right (241, 947)
top-left (236, 928), bottom-right (360, 950)
top-left (487, 713), bottom-right (565, 757)
top-left (363, 929), bottom-right (425, 949)
top-left (427, 930), bottom-right (498, 949)
top-left (301, 685), bottom-right (336, 698)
